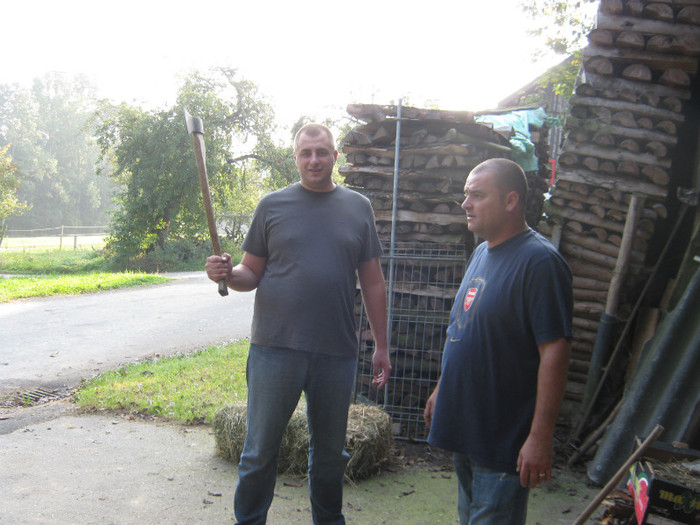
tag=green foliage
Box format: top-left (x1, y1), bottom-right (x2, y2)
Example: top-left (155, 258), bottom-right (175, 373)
top-left (521, 0), bottom-right (597, 57)
top-left (255, 137), bottom-right (296, 192)
top-left (106, 238), bottom-right (242, 273)
top-left (511, 1), bottom-right (595, 107)
top-left (0, 145), bottom-right (28, 241)
top-left (75, 342), bottom-right (250, 424)
top-left (0, 73), bottom-right (114, 229)
top-left (93, 103), bottom-right (202, 256)
top-left (541, 52), bottom-right (583, 98)
top-left (94, 67), bottom-right (283, 264)
top-left (518, 52), bottom-right (583, 107)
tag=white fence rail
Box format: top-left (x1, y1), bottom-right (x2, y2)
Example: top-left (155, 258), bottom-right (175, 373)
top-left (1, 226), bottom-right (108, 251)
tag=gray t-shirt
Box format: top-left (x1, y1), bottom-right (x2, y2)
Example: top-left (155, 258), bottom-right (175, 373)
top-left (242, 183), bottom-right (383, 357)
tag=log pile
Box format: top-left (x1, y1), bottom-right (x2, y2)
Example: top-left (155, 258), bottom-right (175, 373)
top-left (341, 103), bottom-right (554, 244)
top-left (342, 103), bottom-right (558, 437)
top-left (542, 0), bottom-right (700, 403)
top-left (341, 103), bottom-right (512, 245)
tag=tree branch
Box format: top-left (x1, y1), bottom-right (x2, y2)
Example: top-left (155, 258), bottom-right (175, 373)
top-left (228, 153), bottom-right (264, 164)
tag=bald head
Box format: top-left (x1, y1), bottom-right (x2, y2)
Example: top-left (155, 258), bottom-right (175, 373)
top-left (470, 158), bottom-right (528, 215)
top-left (462, 158), bottom-right (530, 246)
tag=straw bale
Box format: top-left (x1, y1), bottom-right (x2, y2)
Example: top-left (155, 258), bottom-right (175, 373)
top-left (344, 404), bottom-right (394, 481)
top-left (213, 402), bottom-right (393, 481)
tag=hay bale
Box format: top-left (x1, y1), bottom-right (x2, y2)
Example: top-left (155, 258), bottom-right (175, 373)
top-left (277, 405), bottom-right (310, 475)
top-left (213, 402), bottom-right (393, 481)
top-left (213, 403), bottom-right (247, 464)
top-left (344, 404), bottom-right (394, 481)
top-left (213, 403), bottom-right (309, 475)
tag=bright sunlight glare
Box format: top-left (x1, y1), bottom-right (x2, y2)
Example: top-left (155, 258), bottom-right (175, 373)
top-left (3, 0), bottom-right (563, 128)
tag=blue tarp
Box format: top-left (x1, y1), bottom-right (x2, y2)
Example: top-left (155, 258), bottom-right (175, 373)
top-left (476, 108), bottom-right (559, 172)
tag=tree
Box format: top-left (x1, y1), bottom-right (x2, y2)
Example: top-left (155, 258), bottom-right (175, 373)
top-left (519, 0), bottom-right (598, 99)
top-left (0, 145), bottom-right (28, 243)
top-left (93, 67), bottom-right (280, 261)
top-left (522, 0), bottom-right (597, 57)
top-left (0, 73), bottom-right (113, 230)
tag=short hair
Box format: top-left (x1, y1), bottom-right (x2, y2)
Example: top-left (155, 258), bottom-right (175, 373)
top-left (294, 123), bottom-right (335, 152)
top-left (471, 158), bottom-right (528, 210)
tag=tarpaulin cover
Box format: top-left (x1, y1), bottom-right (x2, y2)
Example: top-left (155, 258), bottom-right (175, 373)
top-left (475, 108), bottom-right (559, 172)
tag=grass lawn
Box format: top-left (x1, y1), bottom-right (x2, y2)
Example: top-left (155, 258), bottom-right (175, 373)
top-left (0, 249), bottom-right (170, 302)
top-left (74, 342), bottom-right (250, 424)
top-left (2, 247), bottom-right (249, 424)
top-left (0, 248), bottom-right (109, 274)
top-left (0, 272), bottom-right (169, 303)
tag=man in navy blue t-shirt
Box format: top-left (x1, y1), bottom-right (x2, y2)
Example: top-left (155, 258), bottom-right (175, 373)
top-left (424, 158), bottom-right (572, 525)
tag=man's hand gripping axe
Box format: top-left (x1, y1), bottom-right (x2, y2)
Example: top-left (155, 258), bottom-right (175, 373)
top-left (184, 108), bottom-right (228, 296)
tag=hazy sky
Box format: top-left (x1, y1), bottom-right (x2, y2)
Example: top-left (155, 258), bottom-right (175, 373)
top-left (4, 0), bottom-right (564, 131)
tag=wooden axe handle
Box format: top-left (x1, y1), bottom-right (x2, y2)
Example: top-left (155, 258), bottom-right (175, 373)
top-left (190, 132), bottom-right (228, 297)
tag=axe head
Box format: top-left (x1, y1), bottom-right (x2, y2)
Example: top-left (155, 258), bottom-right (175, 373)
top-left (184, 108), bottom-right (204, 135)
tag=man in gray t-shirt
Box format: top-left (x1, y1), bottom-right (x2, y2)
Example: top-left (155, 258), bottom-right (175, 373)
top-left (206, 123), bottom-right (391, 525)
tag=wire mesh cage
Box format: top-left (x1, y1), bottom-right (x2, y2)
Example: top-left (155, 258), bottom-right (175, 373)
top-left (354, 242), bottom-right (468, 441)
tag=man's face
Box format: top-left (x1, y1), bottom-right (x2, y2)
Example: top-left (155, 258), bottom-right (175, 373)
top-left (294, 131), bottom-right (338, 192)
top-left (461, 169), bottom-right (507, 242)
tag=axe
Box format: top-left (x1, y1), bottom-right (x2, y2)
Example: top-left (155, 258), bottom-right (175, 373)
top-left (184, 108), bottom-right (228, 296)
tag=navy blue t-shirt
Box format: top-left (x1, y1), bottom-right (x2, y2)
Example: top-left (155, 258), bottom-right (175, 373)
top-left (428, 228), bottom-right (572, 474)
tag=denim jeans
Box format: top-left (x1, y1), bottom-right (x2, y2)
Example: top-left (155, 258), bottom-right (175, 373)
top-left (234, 344), bottom-right (357, 525)
top-left (453, 452), bottom-right (529, 525)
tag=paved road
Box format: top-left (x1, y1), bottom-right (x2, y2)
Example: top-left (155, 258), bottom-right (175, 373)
top-left (0, 272), bottom-right (255, 395)
top-left (0, 275), bottom-right (598, 525)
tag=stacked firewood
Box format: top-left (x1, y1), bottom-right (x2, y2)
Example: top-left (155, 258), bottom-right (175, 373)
top-left (342, 103), bottom-right (558, 436)
top-left (541, 0), bottom-right (700, 402)
top-left (341, 103), bottom-right (512, 245)
top-left (353, 245), bottom-right (465, 439)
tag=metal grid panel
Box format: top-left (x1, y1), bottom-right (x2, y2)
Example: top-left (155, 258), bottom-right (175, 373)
top-left (354, 242), bottom-right (467, 441)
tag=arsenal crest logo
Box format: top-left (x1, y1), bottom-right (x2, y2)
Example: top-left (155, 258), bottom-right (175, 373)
top-left (464, 288), bottom-right (478, 311)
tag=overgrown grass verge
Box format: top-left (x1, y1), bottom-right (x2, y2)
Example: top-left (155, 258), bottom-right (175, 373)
top-left (74, 342), bottom-right (250, 424)
top-left (0, 249), bottom-right (181, 302)
top-left (0, 249), bottom-right (108, 274)
top-left (0, 272), bottom-right (169, 303)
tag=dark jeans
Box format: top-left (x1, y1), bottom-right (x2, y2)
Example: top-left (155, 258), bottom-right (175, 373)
top-left (234, 344), bottom-right (356, 525)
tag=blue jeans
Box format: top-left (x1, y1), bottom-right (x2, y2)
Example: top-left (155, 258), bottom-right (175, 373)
top-left (453, 453), bottom-right (529, 525)
top-left (234, 344), bottom-right (357, 525)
